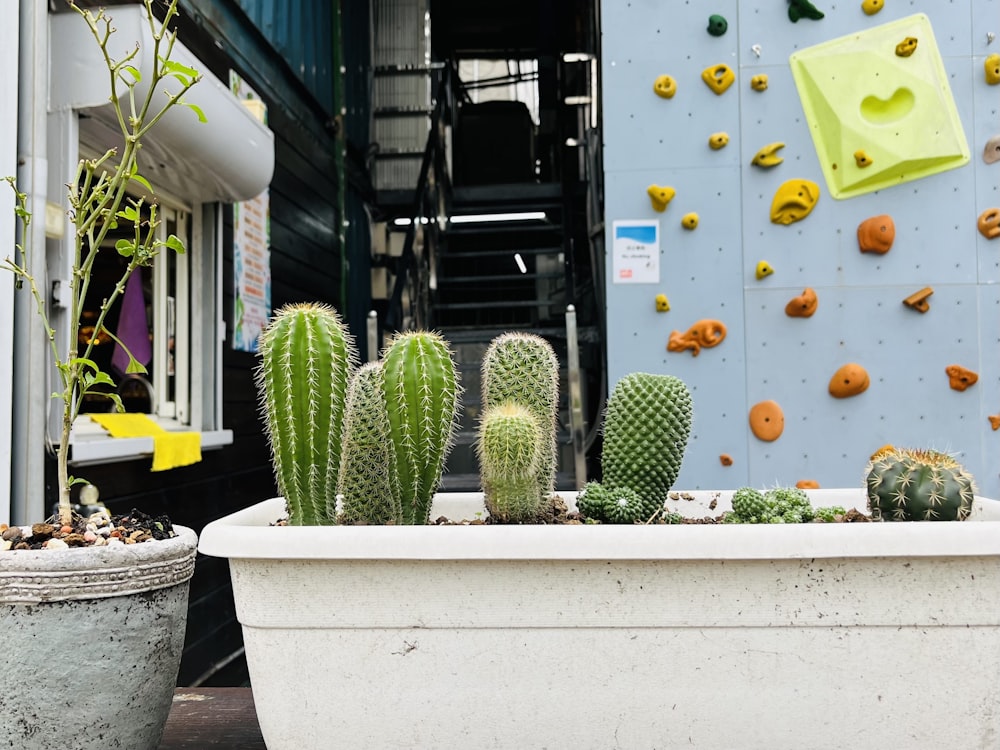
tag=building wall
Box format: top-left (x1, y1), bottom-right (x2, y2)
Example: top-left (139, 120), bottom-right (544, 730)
top-left (43, 0), bottom-right (345, 686)
top-left (602, 1), bottom-right (1000, 498)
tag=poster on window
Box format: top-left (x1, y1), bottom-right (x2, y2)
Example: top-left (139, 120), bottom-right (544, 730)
top-left (231, 71), bottom-right (271, 352)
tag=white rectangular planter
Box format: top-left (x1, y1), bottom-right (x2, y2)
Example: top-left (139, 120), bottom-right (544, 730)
top-left (199, 490), bottom-right (1000, 750)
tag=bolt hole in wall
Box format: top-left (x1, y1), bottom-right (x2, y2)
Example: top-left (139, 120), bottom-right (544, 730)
top-left (601, 2), bottom-right (998, 496)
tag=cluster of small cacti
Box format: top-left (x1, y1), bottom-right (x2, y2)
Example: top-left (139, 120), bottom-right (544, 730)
top-left (257, 303), bottom-right (460, 525)
top-left (724, 486), bottom-right (844, 524)
top-left (576, 372), bottom-right (693, 524)
top-left (865, 446), bottom-right (976, 521)
top-left (477, 333), bottom-right (559, 523)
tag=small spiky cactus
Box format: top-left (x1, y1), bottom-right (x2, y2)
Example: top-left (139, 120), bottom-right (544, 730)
top-left (338, 362), bottom-right (401, 524)
top-left (600, 372), bottom-right (693, 507)
top-left (866, 447), bottom-right (977, 521)
top-left (575, 481), bottom-right (659, 524)
top-left (481, 333), bottom-right (560, 499)
top-left (478, 403), bottom-right (544, 523)
top-left (257, 303), bottom-right (356, 525)
top-left (382, 331), bottom-right (460, 525)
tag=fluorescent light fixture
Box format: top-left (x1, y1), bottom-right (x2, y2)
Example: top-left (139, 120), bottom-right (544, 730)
top-left (563, 52), bottom-right (594, 63)
top-left (391, 217), bottom-right (431, 227)
top-left (514, 253), bottom-right (527, 274)
top-left (450, 211), bottom-right (546, 224)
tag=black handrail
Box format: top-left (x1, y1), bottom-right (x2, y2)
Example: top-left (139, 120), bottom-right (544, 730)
top-left (383, 70), bottom-right (452, 333)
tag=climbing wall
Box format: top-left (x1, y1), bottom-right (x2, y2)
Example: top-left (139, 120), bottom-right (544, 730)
top-left (601, 0), bottom-right (1000, 497)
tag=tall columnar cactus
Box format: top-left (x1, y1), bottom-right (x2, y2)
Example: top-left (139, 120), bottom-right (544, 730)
top-left (600, 372), bottom-right (693, 508)
top-left (382, 331), bottom-right (460, 525)
top-left (338, 362), bottom-right (402, 525)
top-left (477, 403), bottom-right (544, 523)
top-left (866, 447), bottom-right (977, 521)
top-left (257, 303), bottom-right (356, 525)
top-left (481, 332), bottom-right (560, 498)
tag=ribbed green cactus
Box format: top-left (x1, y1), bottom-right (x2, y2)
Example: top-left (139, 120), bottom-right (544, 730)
top-left (477, 403), bottom-right (544, 523)
top-left (481, 333), bottom-right (560, 499)
top-left (575, 481), bottom-right (659, 524)
top-left (866, 447), bottom-right (977, 521)
top-left (382, 331), bottom-right (460, 525)
top-left (600, 372), bottom-right (693, 508)
top-left (257, 303), bottom-right (356, 525)
top-left (338, 362), bottom-right (402, 525)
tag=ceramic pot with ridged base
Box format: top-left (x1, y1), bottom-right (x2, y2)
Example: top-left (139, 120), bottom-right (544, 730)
top-left (0, 526), bottom-right (197, 749)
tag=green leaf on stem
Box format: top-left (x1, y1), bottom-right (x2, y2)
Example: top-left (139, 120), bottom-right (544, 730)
top-left (115, 238), bottom-right (137, 257)
top-left (164, 233), bottom-right (186, 254)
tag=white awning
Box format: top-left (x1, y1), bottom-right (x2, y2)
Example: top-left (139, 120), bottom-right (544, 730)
top-left (49, 6), bottom-right (274, 203)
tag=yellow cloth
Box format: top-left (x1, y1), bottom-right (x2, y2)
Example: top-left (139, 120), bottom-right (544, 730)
top-left (89, 413), bottom-right (202, 472)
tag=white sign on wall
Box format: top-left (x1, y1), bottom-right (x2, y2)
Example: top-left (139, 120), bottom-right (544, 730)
top-left (612, 220), bottom-right (660, 284)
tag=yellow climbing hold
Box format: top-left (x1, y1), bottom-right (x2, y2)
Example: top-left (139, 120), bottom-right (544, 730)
top-left (861, 0), bottom-right (883, 14)
top-left (681, 213), bottom-right (699, 230)
top-left (646, 185), bottom-right (676, 212)
top-left (755, 260), bottom-right (775, 280)
top-left (895, 37), bottom-right (918, 57)
top-left (701, 63), bottom-right (735, 95)
top-left (751, 142), bottom-right (785, 168)
top-left (750, 74), bottom-right (768, 92)
top-left (655, 294), bottom-right (670, 312)
top-left (708, 132), bottom-right (729, 150)
top-left (854, 149), bottom-right (874, 167)
top-left (987, 54), bottom-right (1000, 85)
top-left (770, 179), bottom-right (820, 225)
top-left (653, 74), bottom-right (677, 98)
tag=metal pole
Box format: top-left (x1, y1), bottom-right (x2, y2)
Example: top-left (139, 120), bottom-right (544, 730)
top-left (366, 309), bottom-right (379, 362)
top-left (565, 304), bottom-right (586, 489)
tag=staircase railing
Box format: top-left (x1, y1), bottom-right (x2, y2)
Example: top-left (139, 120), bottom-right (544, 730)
top-left (383, 69), bottom-right (453, 333)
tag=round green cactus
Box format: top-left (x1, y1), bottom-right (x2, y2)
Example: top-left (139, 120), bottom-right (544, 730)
top-left (477, 403), bottom-right (543, 523)
top-left (382, 331), bottom-right (461, 525)
top-left (575, 480), bottom-right (661, 524)
top-left (730, 487), bottom-right (768, 523)
top-left (481, 332), bottom-right (560, 498)
top-left (600, 372), bottom-right (693, 507)
top-left (338, 362), bottom-right (402, 525)
top-left (866, 447), bottom-right (977, 521)
top-left (256, 303), bottom-right (356, 525)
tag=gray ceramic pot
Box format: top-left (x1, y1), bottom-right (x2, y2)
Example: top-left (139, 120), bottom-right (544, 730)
top-left (0, 525), bottom-right (197, 749)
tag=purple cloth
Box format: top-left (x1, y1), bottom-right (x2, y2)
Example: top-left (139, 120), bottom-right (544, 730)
top-left (111, 271), bottom-right (152, 374)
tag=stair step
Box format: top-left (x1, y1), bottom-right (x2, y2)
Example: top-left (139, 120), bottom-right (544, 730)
top-left (439, 245), bottom-right (563, 258)
top-left (434, 300), bottom-right (560, 311)
top-left (438, 271), bottom-right (563, 284)
top-left (446, 223), bottom-right (562, 236)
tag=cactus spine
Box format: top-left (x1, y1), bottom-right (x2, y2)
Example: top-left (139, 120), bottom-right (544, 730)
top-left (338, 362), bottom-right (401, 524)
top-left (477, 403), bottom-right (544, 523)
top-left (866, 447), bottom-right (977, 521)
top-left (257, 303), bottom-right (356, 525)
top-left (382, 331), bottom-right (460, 525)
top-left (600, 372), bottom-right (693, 509)
top-left (481, 333), bottom-right (560, 499)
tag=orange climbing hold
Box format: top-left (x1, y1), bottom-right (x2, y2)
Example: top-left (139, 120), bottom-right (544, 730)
top-left (719, 454), bottom-right (734, 466)
top-left (989, 415), bottom-right (1000, 431)
top-left (666, 319), bottom-right (727, 356)
top-left (748, 400), bottom-right (784, 442)
top-left (828, 363), bottom-right (870, 398)
top-left (796, 479), bottom-right (820, 490)
top-left (857, 214), bottom-right (895, 253)
top-left (903, 287), bottom-right (933, 313)
top-left (945, 365), bottom-right (978, 391)
top-left (978, 208), bottom-right (1000, 239)
top-left (785, 287), bottom-right (818, 318)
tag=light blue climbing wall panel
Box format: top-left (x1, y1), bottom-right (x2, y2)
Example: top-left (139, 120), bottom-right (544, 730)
top-left (602, 0), bottom-right (1000, 498)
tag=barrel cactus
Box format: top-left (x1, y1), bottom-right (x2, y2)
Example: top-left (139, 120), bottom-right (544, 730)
top-left (481, 332), bottom-right (560, 499)
top-left (576, 481), bottom-right (658, 524)
top-left (866, 447), bottom-right (977, 521)
top-left (382, 331), bottom-right (461, 525)
top-left (256, 303), bottom-right (356, 525)
top-left (600, 372), bottom-right (693, 508)
top-left (477, 403), bottom-right (544, 523)
top-left (338, 362), bottom-right (401, 525)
